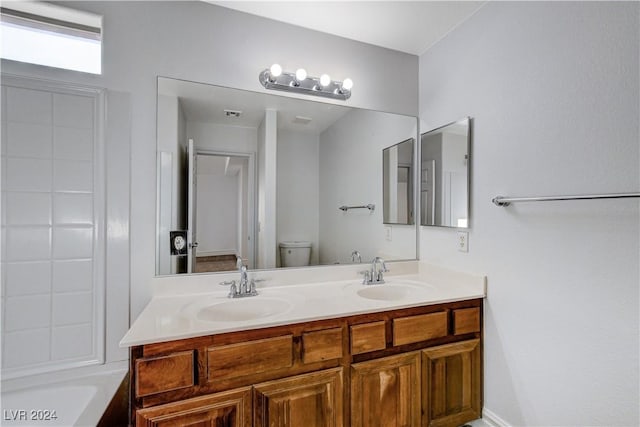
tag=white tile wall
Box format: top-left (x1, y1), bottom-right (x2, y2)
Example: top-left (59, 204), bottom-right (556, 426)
top-left (6, 87), bottom-right (52, 125)
top-left (53, 227), bottom-right (93, 259)
top-left (5, 157), bottom-right (52, 192)
top-left (53, 94), bottom-right (94, 129)
top-left (5, 227), bottom-right (51, 261)
top-left (1, 79), bottom-right (103, 377)
top-left (53, 160), bottom-right (93, 192)
top-left (3, 328), bottom-right (50, 368)
top-left (53, 193), bottom-right (92, 225)
top-left (53, 127), bottom-right (93, 161)
top-left (52, 292), bottom-right (93, 326)
top-left (5, 261), bottom-right (51, 296)
top-left (6, 122), bottom-right (52, 158)
top-left (51, 324), bottom-right (93, 360)
top-left (53, 260), bottom-right (93, 292)
top-left (4, 294), bottom-right (51, 331)
top-left (6, 192), bottom-right (51, 225)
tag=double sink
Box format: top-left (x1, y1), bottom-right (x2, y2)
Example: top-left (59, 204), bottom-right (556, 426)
top-left (180, 279), bottom-right (436, 323)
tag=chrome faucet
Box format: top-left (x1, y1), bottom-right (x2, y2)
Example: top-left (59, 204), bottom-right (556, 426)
top-left (351, 250), bottom-right (362, 263)
top-left (360, 257), bottom-right (388, 285)
top-left (221, 259), bottom-right (258, 298)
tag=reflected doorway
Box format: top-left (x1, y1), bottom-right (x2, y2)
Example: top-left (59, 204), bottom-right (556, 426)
top-left (188, 148), bottom-right (255, 273)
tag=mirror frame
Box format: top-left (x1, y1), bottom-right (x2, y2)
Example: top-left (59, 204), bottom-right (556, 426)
top-left (420, 117), bottom-right (472, 229)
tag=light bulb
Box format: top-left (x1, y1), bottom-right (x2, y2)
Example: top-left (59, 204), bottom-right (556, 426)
top-left (320, 74), bottom-right (331, 87)
top-left (342, 78), bottom-right (353, 91)
top-left (295, 68), bottom-right (307, 81)
top-left (270, 63), bottom-right (282, 77)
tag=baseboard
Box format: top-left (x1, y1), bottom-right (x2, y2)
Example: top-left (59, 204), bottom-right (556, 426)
top-left (482, 408), bottom-right (511, 427)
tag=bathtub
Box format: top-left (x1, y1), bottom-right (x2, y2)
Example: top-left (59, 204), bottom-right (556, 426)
top-left (1, 362), bottom-right (127, 427)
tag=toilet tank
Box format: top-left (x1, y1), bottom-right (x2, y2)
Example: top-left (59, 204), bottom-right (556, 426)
top-left (279, 241), bottom-right (312, 267)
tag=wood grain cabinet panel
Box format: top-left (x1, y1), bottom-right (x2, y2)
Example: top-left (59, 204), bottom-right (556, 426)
top-left (207, 335), bottom-right (293, 382)
top-left (135, 351), bottom-right (195, 398)
top-left (135, 386), bottom-right (252, 427)
top-left (351, 352), bottom-right (421, 427)
top-left (453, 308), bottom-right (480, 335)
top-left (393, 312), bottom-right (447, 346)
top-left (350, 321), bottom-right (386, 355)
top-left (302, 328), bottom-right (344, 364)
top-left (254, 367), bottom-right (344, 427)
top-left (421, 339), bottom-right (481, 427)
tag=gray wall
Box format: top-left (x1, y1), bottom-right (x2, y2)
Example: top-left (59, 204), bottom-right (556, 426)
top-left (419, 2), bottom-right (639, 425)
top-left (2, 1), bottom-right (418, 318)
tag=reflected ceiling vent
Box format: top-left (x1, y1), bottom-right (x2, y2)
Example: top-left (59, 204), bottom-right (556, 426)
top-left (293, 115), bottom-right (312, 125)
top-left (224, 109), bottom-right (242, 118)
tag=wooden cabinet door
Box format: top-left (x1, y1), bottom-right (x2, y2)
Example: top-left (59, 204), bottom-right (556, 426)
top-left (135, 387), bottom-right (252, 427)
top-left (351, 352), bottom-right (421, 427)
top-left (253, 367), bottom-right (343, 427)
top-left (421, 339), bottom-right (481, 427)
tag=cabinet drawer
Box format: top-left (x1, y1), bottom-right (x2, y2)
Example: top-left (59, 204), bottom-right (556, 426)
top-left (302, 327), bottom-right (344, 364)
top-left (350, 321), bottom-right (386, 355)
top-left (135, 350), bottom-right (195, 398)
top-left (393, 312), bottom-right (447, 346)
top-left (208, 335), bottom-right (293, 382)
top-left (453, 307), bottom-right (480, 335)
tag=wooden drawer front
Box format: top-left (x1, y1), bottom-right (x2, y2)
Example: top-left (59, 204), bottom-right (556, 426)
top-left (393, 312), bottom-right (447, 346)
top-left (453, 307), bottom-right (481, 335)
top-left (302, 327), bottom-right (344, 364)
top-left (208, 335), bottom-right (293, 382)
top-left (136, 386), bottom-right (252, 427)
top-left (135, 350), bottom-right (195, 398)
top-left (350, 321), bottom-right (386, 355)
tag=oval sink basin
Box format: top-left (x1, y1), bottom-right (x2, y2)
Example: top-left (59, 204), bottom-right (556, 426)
top-left (348, 280), bottom-right (435, 301)
top-left (356, 284), bottom-right (417, 301)
top-left (185, 297), bottom-right (292, 323)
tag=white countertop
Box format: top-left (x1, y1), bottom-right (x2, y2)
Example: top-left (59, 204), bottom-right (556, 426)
top-left (120, 262), bottom-right (486, 348)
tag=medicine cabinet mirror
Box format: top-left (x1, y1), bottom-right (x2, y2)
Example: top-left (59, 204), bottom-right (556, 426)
top-left (383, 138), bottom-right (415, 225)
top-left (156, 77), bottom-right (419, 276)
top-left (420, 117), bottom-right (471, 228)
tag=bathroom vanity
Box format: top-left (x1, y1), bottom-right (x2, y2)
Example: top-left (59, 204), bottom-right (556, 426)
top-left (121, 264), bottom-right (485, 427)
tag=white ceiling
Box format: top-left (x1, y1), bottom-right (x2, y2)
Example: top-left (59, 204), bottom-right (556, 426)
top-left (208, 1), bottom-right (486, 55)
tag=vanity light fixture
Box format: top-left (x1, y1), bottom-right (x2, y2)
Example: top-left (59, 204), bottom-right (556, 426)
top-left (259, 63), bottom-right (353, 100)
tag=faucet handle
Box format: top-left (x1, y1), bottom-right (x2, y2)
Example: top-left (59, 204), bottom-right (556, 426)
top-left (359, 270), bottom-right (371, 285)
top-left (219, 280), bottom-right (236, 286)
top-left (227, 282), bottom-right (238, 298)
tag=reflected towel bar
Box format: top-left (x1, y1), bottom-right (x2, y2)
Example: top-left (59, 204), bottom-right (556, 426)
top-left (492, 192), bottom-right (640, 207)
top-left (339, 204), bottom-right (375, 212)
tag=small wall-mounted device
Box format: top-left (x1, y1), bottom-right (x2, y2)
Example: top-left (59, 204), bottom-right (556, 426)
top-left (170, 231), bottom-right (188, 256)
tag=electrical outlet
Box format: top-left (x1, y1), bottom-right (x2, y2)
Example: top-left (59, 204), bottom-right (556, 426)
top-left (385, 226), bottom-right (392, 241)
top-left (457, 231), bottom-right (469, 252)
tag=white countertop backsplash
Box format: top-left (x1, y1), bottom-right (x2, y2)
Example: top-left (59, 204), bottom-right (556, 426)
top-left (120, 261), bottom-right (486, 347)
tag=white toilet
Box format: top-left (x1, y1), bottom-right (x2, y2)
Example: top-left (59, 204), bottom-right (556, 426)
top-left (279, 241), bottom-right (312, 267)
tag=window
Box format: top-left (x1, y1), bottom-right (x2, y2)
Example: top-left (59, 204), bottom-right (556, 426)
top-left (0, 3), bottom-right (102, 74)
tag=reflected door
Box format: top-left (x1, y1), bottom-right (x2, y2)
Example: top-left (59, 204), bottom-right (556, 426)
top-left (187, 138), bottom-right (197, 273)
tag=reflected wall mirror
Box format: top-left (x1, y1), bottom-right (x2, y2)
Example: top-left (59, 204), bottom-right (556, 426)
top-left (383, 138), bottom-right (414, 225)
top-left (156, 77), bottom-right (419, 275)
top-left (420, 117), bottom-right (471, 228)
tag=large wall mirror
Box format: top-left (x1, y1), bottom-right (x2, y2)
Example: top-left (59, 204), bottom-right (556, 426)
top-left (156, 77), bottom-right (419, 275)
top-left (420, 117), bottom-right (471, 228)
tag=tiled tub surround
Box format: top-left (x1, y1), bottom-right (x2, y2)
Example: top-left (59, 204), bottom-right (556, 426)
top-left (120, 261), bottom-right (486, 347)
top-left (1, 76), bottom-right (105, 377)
